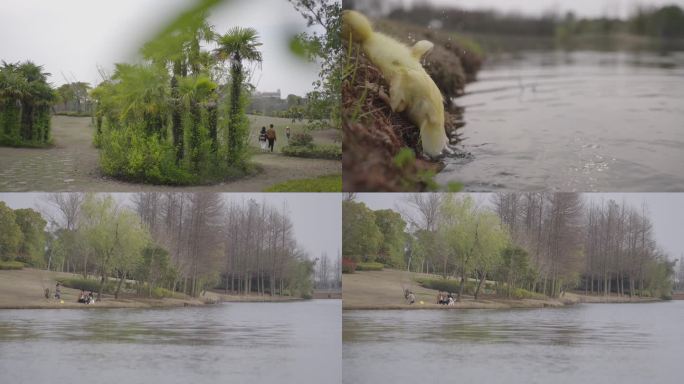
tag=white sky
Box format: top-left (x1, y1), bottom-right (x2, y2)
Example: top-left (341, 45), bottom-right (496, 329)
top-left (0, 0), bottom-right (324, 96)
top-left (356, 193), bottom-right (684, 262)
top-left (0, 192), bottom-right (342, 262)
top-left (381, 0), bottom-right (684, 18)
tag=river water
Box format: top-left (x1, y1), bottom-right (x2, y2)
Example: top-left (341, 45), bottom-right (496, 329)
top-left (439, 51), bottom-right (684, 192)
top-left (343, 302), bottom-right (684, 384)
top-left (0, 300), bottom-right (341, 384)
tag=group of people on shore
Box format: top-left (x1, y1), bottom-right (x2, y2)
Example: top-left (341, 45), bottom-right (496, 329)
top-left (78, 290), bottom-right (96, 304)
top-left (258, 124), bottom-right (291, 152)
top-left (437, 291), bottom-right (455, 305)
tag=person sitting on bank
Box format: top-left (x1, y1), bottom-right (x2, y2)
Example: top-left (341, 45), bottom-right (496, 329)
top-left (78, 290), bottom-right (87, 303)
top-left (266, 124), bottom-right (277, 152)
top-left (404, 288), bottom-right (416, 304)
top-left (87, 291), bottom-right (95, 304)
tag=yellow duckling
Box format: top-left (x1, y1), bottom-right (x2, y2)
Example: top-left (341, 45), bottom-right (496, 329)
top-left (342, 10), bottom-right (448, 157)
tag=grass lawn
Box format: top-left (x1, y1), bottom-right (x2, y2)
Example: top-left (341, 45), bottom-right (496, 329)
top-left (247, 115), bottom-right (338, 152)
top-left (264, 174), bottom-right (342, 192)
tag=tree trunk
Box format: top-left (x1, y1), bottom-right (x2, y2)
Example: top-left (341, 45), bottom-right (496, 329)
top-left (474, 270), bottom-right (487, 300)
top-left (170, 73), bottom-right (183, 164)
top-left (115, 271), bottom-right (126, 299)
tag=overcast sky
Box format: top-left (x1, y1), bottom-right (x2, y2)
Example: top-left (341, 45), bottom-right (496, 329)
top-left (0, 0), bottom-right (323, 96)
top-left (356, 193), bottom-right (684, 261)
top-left (0, 192), bottom-right (341, 261)
top-left (371, 0), bottom-right (684, 18)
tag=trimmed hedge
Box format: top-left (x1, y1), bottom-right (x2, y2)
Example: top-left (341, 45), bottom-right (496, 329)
top-left (356, 262), bottom-right (384, 271)
top-left (281, 144), bottom-right (342, 160)
top-left (508, 288), bottom-right (547, 300)
top-left (57, 277), bottom-right (116, 293)
top-left (0, 261), bottom-right (24, 270)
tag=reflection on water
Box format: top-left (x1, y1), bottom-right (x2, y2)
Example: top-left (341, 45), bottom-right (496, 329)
top-left (343, 302), bottom-right (684, 384)
top-left (441, 51), bottom-right (684, 192)
top-left (0, 300), bottom-right (341, 384)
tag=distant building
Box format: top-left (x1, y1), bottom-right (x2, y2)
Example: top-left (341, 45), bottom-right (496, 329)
top-left (254, 89), bottom-right (282, 99)
top-left (248, 89), bottom-right (288, 115)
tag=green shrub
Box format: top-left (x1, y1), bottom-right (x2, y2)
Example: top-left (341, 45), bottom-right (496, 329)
top-left (355, 262), bottom-right (384, 271)
top-left (289, 132), bottom-right (314, 147)
top-left (0, 261), bottom-right (24, 270)
top-left (151, 287), bottom-right (181, 299)
top-left (509, 288), bottom-right (547, 300)
top-left (281, 144), bottom-right (342, 160)
top-left (415, 277), bottom-right (476, 294)
top-left (342, 258), bottom-right (356, 274)
top-left (57, 277), bottom-right (116, 293)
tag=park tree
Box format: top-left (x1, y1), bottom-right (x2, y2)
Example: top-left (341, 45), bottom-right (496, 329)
top-left (0, 61), bottom-right (55, 146)
top-left (14, 208), bottom-right (47, 267)
top-left (288, 0), bottom-right (342, 126)
top-left (470, 210), bottom-right (508, 300)
top-left (374, 209), bottom-right (407, 267)
top-left (0, 202), bottom-right (22, 261)
top-left (497, 246), bottom-right (533, 297)
top-left (135, 246), bottom-right (177, 297)
top-left (79, 194), bottom-right (149, 299)
top-left (342, 200), bottom-right (381, 262)
top-left (214, 27), bottom-right (263, 163)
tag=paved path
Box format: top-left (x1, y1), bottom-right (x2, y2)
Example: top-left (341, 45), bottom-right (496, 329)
top-left (0, 116), bottom-right (340, 192)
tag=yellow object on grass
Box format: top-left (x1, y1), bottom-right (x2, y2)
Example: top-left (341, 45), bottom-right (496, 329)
top-left (342, 10), bottom-right (448, 157)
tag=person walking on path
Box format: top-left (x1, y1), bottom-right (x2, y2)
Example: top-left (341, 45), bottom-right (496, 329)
top-left (266, 124), bottom-right (277, 152)
top-left (285, 126), bottom-right (291, 142)
top-left (258, 126), bottom-right (268, 152)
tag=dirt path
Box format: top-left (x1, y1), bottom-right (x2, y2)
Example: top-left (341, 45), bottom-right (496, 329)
top-left (0, 116), bottom-right (341, 192)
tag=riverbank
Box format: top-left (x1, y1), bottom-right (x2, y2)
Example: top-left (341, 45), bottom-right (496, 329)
top-left (342, 269), bottom-right (660, 310)
top-left (208, 290), bottom-right (306, 303)
top-left (0, 268), bottom-right (209, 309)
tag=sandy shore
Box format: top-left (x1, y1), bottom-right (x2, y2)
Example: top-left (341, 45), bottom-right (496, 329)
top-left (342, 269), bottom-right (660, 310)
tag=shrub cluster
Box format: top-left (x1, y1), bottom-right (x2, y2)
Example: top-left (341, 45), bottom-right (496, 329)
top-left (57, 277), bottom-right (116, 294)
top-left (355, 261), bottom-right (384, 271)
top-left (281, 143), bottom-right (341, 160)
top-left (342, 258), bottom-right (357, 274)
top-left (0, 261), bottom-right (24, 270)
top-left (0, 61), bottom-right (55, 147)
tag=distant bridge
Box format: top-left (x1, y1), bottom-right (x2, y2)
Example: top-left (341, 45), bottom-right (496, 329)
top-left (672, 291), bottom-right (684, 300)
top-left (313, 290), bottom-right (342, 299)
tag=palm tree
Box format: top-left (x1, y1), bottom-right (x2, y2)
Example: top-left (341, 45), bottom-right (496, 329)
top-left (111, 63), bottom-right (169, 138)
top-left (0, 62), bottom-right (27, 141)
top-left (17, 62), bottom-right (51, 142)
top-left (142, 14), bottom-right (215, 163)
top-left (179, 75), bottom-right (217, 171)
top-left (214, 27), bottom-right (262, 163)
